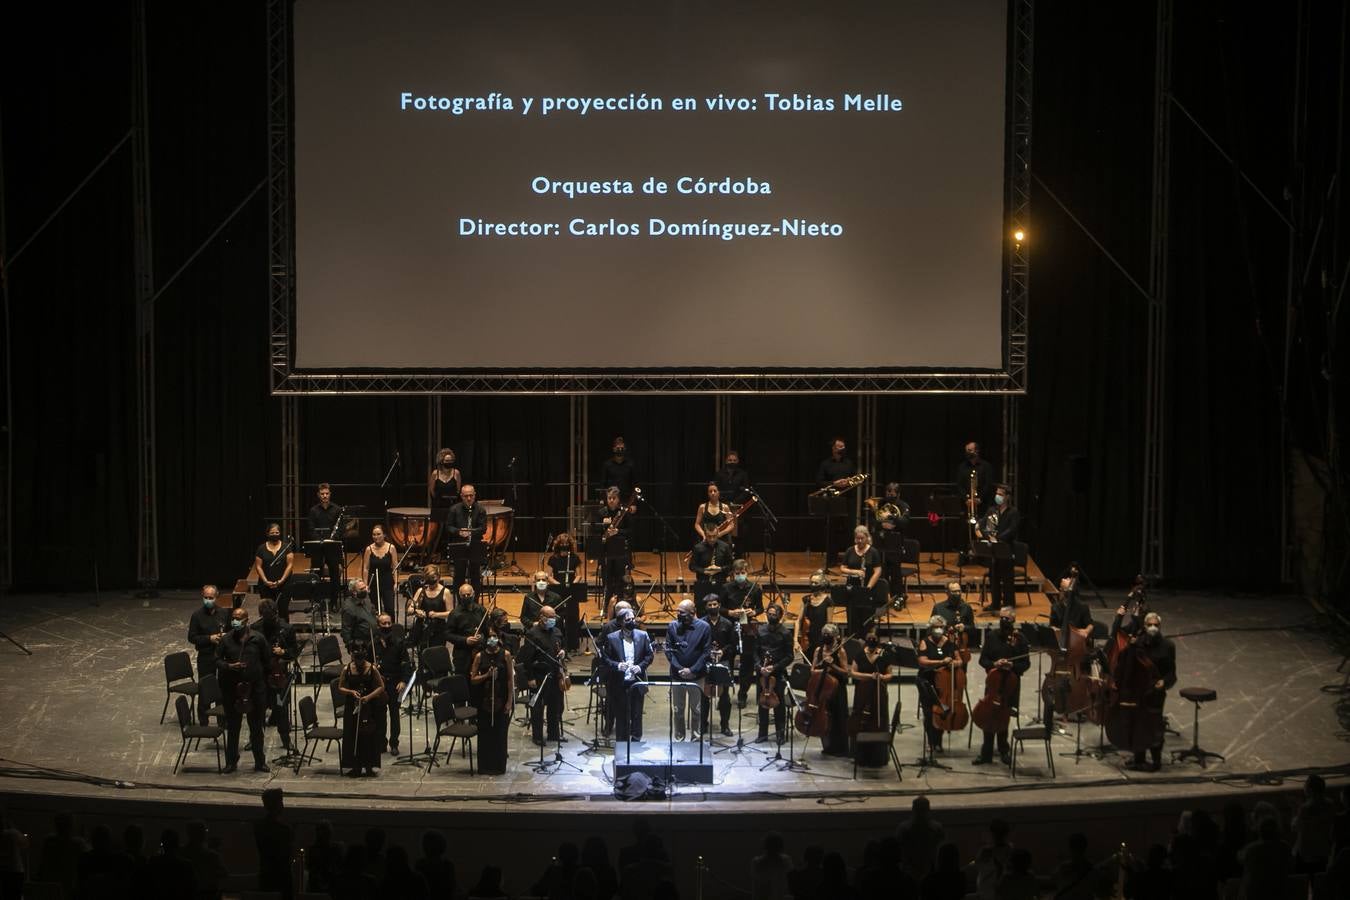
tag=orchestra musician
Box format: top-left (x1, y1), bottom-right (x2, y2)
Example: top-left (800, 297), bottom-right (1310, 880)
top-left (868, 483), bottom-right (910, 601)
top-left (797, 570), bottom-right (835, 659)
top-left (721, 559), bottom-right (764, 706)
top-left (840, 525), bottom-right (883, 635)
top-left (714, 449), bottom-right (750, 504)
top-left (520, 607), bottom-right (567, 745)
top-left (955, 441), bottom-right (996, 516)
top-left (598, 598), bottom-right (637, 739)
top-left (372, 613), bottom-right (411, 756)
top-left (699, 597), bottom-right (739, 738)
top-left (187, 584), bottom-right (229, 725)
top-left (306, 483), bottom-right (345, 601)
top-left (407, 565), bottom-right (450, 651)
top-left (469, 630), bottom-right (515, 775)
top-left (976, 484), bottom-right (1020, 611)
top-left (446, 484), bottom-right (488, 592)
top-left (361, 525), bottom-right (399, 617)
top-left (522, 571), bottom-right (561, 632)
top-left (217, 607), bottom-right (270, 774)
top-left (848, 623), bottom-right (894, 765)
top-left (340, 580), bottom-right (378, 652)
top-left (1124, 612), bottom-right (1176, 772)
top-left (689, 533), bottom-right (733, 612)
top-left (428, 448), bottom-right (461, 558)
top-left (813, 623), bottom-right (852, 758)
top-left (972, 607), bottom-right (1029, 767)
top-left (337, 640), bottom-right (386, 777)
top-left (916, 615), bottom-right (960, 754)
top-left (256, 598), bottom-right (298, 753)
top-left (754, 604), bottom-right (792, 745)
top-left (252, 524), bottom-right (294, 611)
top-left (933, 582), bottom-right (976, 635)
top-left (593, 487), bottom-right (633, 602)
top-left (1111, 575), bottom-right (1152, 643)
top-left (600, 436), bottom-right (638, 506)
top-left (545, 532), bottom-right (584, 651)
top-left (1050, 574), bottom-right (1095, 638)
top-left (665, 599), bottom-right (712, 741)
top-left (816, 437), bottom-right (858, 572)
top-left (445, 583), bottom-right (487, 676)
top-left (694, 482), bottom-right (737, 545)
top-left (486, 606), bottom-right (519, 657)
top-left (601, 607), bottom-right (653, 743)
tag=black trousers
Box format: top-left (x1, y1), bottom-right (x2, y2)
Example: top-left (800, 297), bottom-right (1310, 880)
top-left (756, 673), bottom-right (786, 737)
top-left (264, 683), bottom-right (292, 747)
top-left (451, 545), bottom-right (484, 593)
top-left (224, 687), bottom-right (266, 768)
top-left (613, 681), bottom-right (646, 741)
top-left (990, 557), bottom-right (1015, 609)
top-left (383, 688), bottom-right (402, 749)
top-left (194, 653), bottom-right (216, 725)
top-left (917, 677), bottom-right (945, 751)
top-left (980, 727), bottom-right (1010, 759)
top-left (311, 545), bottom-right (344, 600)
top-left (529, 677), bottom-right (563, 741)
top-left (737, 640), bottom-right (756, 700)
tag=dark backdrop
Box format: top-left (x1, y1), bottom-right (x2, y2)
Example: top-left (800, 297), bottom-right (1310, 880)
top-left (2, 1), bottom-right (1345, 595)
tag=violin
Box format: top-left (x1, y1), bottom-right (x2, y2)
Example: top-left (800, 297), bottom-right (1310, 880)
top-left (758, 652), bottom-right (780, 709)
top-left (929, 637), bottom-right (969, 733)
top-left (795, 643), bottom-right (840, 738)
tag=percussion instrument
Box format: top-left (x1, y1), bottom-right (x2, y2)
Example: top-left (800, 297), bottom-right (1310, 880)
top-left (481, 503), bottom-right (514, 554)
top-left (386, 507), bottom-right (440, 554)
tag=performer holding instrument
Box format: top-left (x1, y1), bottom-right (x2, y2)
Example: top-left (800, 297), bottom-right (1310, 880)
top-left (593, 487), bottom-right (633, 603)
top-left (971, 607), bottom-right (1029, 766)
top-left (840, 526), bottom-right (883, 635)
top-left (446, 484), bottom-right (488, 592)
top-left (689, 534), bottom-right (734, 612)
top-left (916, 615), bottom-right (966, 754)
top-left (187, 585), bottom-right (229, 725)
top-left (446, 584), bottom-right (488, 676)
top-left (796, 570), bottom-right (835, 659)
top-left (253, 524), bottom-right (294, 609)
top-left (546, 532), bottom-right (584, 651)
top-left (754, 604), bottom-right (792, 745)
top-left (694, 482), bottom-right (736, 543)
top-left (256, 598), bottom-right (298, 753)
top-left (814, 438), bottom-right (860, 570)
top-left (361, 525), bottom-right (399, 617)
top-left (407, 565), bottom-right (450, 651)
top-left (217, 607), bottom-right (270, 774)
top-left (1111, 612), bottom-right (1175, 772)
top-left (372, 613), bottom-right (411, 756)
top-left (337, 641), bottom-right (386, 777)
top-left (955, 441), bottom-right (995, 518)
top-left (306, 483), bottom-right (345, 601)
top-left (721, 559), bottom-right (763, 707)
top-left (974, 484), bottom-right (1020, 610)
top-left (699, 598), bottom-right (739, 738)
top-left (802, 623), bottom-right (850, 758)
top-left (428, 447), bottom-right (461, 558)
top-left (847, 623), bottom-right (894, 766)
top-left (469, 632), bottom-right (515, 775)
top-left (933, 582), bottom-right (976, 634)
top-left (714, 450), bottom-right (750, 504)
top-left (520, 607), bottom-right (568, 746)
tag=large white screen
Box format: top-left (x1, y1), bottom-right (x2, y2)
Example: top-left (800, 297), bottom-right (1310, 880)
top-left (294, 0), bottom-right (1008, 370)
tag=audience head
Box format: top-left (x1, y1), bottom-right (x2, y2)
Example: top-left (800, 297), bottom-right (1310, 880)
top-left (912, 795), bottom-right (932, 819)
top-left (990, 818), bottom-right (1011, 843)
top-left (1305, 773), bottom-right (1326, 798)
top-left (159, 828), bottom-right (179, 856)
top-left (422, 829), bottom-right (446, 859)
top-left (262, 787), bottom-right (285, 817)
top-left (763, 832), bottom-right (784, 856)
top-left (1009, 848), bottom-right (1033, 875)
top-left (936, 842), bottom-right (960, 873)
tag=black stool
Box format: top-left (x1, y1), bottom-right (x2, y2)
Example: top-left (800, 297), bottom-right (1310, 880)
top-left (1172, 687), bottom-right (1224, 768)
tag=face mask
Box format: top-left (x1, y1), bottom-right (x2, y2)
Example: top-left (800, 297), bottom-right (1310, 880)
top-left (995, 494), bottom-right (1006, 506)
top-left (865, 635), bottom-right (878, 646)
top-left (202, 597), bottom-right (215, 608)
top-left (460, 594), bottom-right (474, 605)
top-left (614, 449), bottom-right (625, 458)
top-left (268, 534), bottom-right (280, 541)
top-left (352, 649), bottom-right (367, 661)
top-left (932, 627), bottom-right (945, 638)
top-left (357, 591), bottom-right (370, 603)
top-left (379, 626), bottom-right (392, 634)
top-left (1145, 625), bottom-right (1160, 637)
top-left (535, 580), bottom-right (548, 592)
top-left (231, 619), bottom-right (245, 630)
top-left (947, 592), bottom-right (961, 603)
top-left (707, 608), bottom-right (720, 619)
top-left (544, 618), bottom-right (556, 630)
top-left (486, 637), bottom-right (500, 650)
top-left (767, 615), bottom-right (781, 625)
top-left (734, 573), bottom-right (747, 583)
top-left (678, 613), bottom-right (692, 626)
top-left (1000, 619), bottom-right (1014, 630)
top-left (621, 617), bottom-right (635, 630)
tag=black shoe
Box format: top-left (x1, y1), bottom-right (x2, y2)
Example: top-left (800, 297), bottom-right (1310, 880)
top-left (737, 696), bottom-right (748, 709)
top-left (721, 726), bottom-right (734, 737)
top-left (253, 763), bottom-right (271, 774)
top-left (389, 744), bottom-right (400, 755)
top-left (222, 763), bottom-right (237, 774)
top-left (971, 756), bottom-right (993, 766)
top-left (343, 769), bottom-right (362, 777)
top-left (754, 733), bottom-right (771, 744)
top-left (363, 768), bottom-right (377, 777)
top-left (532, 737), bottom-right (547, 746)
top-left (1000, 751), bottom-right (1012, 766)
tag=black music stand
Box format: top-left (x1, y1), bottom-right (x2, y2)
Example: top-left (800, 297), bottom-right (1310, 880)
top-left (1020, 623), bottom-right (1059, 725)
top-left (747, 487), bottom-right (782, 583)
top-left (926, 492), bottom-right (965, 576)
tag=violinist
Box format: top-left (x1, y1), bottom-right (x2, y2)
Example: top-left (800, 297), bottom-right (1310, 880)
top-left (486, 606), bottom-right (519, 657)
top-left (445, 584), bottom-right (487, 676)
top-left (754, 604), bottom-right (792, 744)
top-left (522, 571), bottom-right (561, 631)
top-left (372, 613), bottom-right (411, 756)
top-left (721, 559), bottom-right (763, 706)
top-left (1124, 612), bottom-right (1176, 772)
top-left (797, 570), bottom-right (836, 659)
top-left (546, 533), bottom-right (584, 650)
top-left (847, 624), bottom-right (893, 765)
top-left (975, 484), bottom-right (1019, 611)
top-left (840, 525), bottom-right (883, 634)
top-left (407, 565), bottom-right (450, 650)
top-left (916, 615), bottom-right (961, 753)
top-left (256, 598), bottom-right (298, 753)
top-left (700, 598), bottom-right (738, 738)
top-left (813, 624), bottom-right (852, 758)
top-left (972, 607), bottom-right (1028, 766)
top-left (933, 582), bottom-right (976, 634)
top-left (520, 606), bottom-right (567, 746)
top-left (469, 631), bottom-right (514, 775)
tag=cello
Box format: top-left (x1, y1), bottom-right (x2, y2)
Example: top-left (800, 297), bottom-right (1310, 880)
top-left (929, 635), bottom-right (970, 734)
top-left (1103, 638), bottom-right (1164, 756)
top-left (795, 642), bottom-right (840, 738)
top-left (971, 625), bottom-right (1026, 734)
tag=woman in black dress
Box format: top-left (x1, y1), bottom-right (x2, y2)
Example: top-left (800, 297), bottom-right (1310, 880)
top-left (812, 623), bottom-right (852, 757)
top-left (796, 570), bottom-right (834, 658)
top-left (362, 525), bottom-right (399, 616)
top-left (252, 523), bottom-right (294, 609)
top-left (468, 636), bottom-right (514, 775)
top-left (546, 532), bottom-right (584, 651)
top-left (338, 642), bottom-right (386, 776)
top-left (840, 526), bottom-right (883, 635)
top-left (428, 448), bottom-right (461, 558)
top-left (407, 565), bottom-right (450, 651)
top-left (848, 625), bottom-right (893, 767)
top-left (693, 482), bottom-right (733, 543)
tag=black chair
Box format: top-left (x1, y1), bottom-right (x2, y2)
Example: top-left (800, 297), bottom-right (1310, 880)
top-left (442, 674), bottom-right (478, 721)
top-left (296, 694), bottom-right (345, 774)
top-left (431, 692), bottom-right (476, 774)
top-left (420, 646), bottom-right (453, 690)
top-left (198, 673), bottom-right (225, 727)
top-left (161, 651), bottom-right (199, 724)
top-left (314, 635), bottom-right (342, 695)
top-left (896, 538), bottom-right (921, 598)
top-left (172, 695), bottom-right (223, 774)
top-left (852, 704), bottom-right (904, 781)
top-left (328, 679), bottom-right (345, 726)
top-left (1011, 541), bottom-right (1032, 606)
top-left (1172, 687), bottom-right (1225, 768)
top-left (1010, 694), bottom-right (1055, 778)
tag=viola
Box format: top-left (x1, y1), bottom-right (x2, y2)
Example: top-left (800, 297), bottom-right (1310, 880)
top-left (795, 645), bottom-right (840, 738)
top-left (930, 640), bottom-right (969, 733)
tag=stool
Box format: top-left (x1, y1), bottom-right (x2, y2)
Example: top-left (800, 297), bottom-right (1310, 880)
top-left (1172, 687), bottom-right (1224, 768)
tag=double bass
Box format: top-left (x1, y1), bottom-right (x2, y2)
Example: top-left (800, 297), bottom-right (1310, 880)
top-left (1107, 578), bottom-right (1149, 669)
top-left (1103, 639), bottom-right (1164, 755)
top-left (971, 625), bottom-right (1025, 734)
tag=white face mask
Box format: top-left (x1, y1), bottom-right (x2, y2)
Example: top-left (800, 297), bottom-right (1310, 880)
top-left (535, 580), bottom-right (548, 591)
top-left (1145, 625), bottom-right (1160, 637)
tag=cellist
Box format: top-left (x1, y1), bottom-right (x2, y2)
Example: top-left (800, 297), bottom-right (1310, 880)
top-left (1125, 611), bottom-right (1176, 772)
top-left (812, 623), bottom-right (851, 758)
top-left (916, 615), bottom-right (960, 753)
top-left (972, 606), bottom-right (1029, 767)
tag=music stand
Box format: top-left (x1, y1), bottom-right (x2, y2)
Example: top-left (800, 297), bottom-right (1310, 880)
top-left (925, 492), bottom-right (965, 576)
top-left (1020, 623), bottom-right (1060, 725)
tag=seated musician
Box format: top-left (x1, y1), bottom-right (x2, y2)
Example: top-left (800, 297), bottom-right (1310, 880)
top-left (546, 533), bottom-right (585, 650)
top-left (840, 526), bottom-right (883, 635)
top-left (972, 607), bottom-right (1028, 766)
top-left (699, 597), bottom-right (739, 738)
top-left (694, 482), bottom-right (737, 545)
top-left (1125, 612), bottom-right (1176, 772)
top-left (593, 487), bottom-right (633, 602)
top-left (689, 534), bottom-right (734, 612)
top-left (916, 615), bottom-right (961, 754)
top-left (933, 582), bottom-right (976, 636)
top-left (446, 484), bottom-right (488, 592)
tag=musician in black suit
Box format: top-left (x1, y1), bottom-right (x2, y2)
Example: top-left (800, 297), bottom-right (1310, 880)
top-left (976, 484), bottom-right (1020, 611)
top-left (754, 604), bottom-right (792, 744)
top-left (523, 571), bottom-right (562, 632)
top-left (256, 598), bottom-right (298, 752)
top-left (601, 608), bottom-right (654, 742)
top-left (688, 536), bottom-right (733, 612)
top-left (446, 584), bottom-right (488, 676)
top-left (306, 483), bottom-right (345, 601)
top-left (187, 584), bottom-right (229, 725)
top-left (217, 607), bottom-right (270, 774)
top-left (593, 487), bottom-right (633, 602)
top-left (955, 441), bottom-right (996, 516)
top-left (520, 608), bottom-right (567, 745)
top-left (1127, 612), bottom-right (1176, 772)
top-left (446, 484), bottom-right (488, 592)
top-left (600, 436), bottom-right (638, 505)
top-left (714, 450), bottom-right (750, 503)
top-left (372, 613), bottom-right (411, 755)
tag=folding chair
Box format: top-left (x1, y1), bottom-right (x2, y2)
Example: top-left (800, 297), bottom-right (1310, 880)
top-left (161, 651), bottom-right (199, 724)
top-left (296, 694), bottom-right (344, 774)
top-left (173, 695), bottom-right (224, 774)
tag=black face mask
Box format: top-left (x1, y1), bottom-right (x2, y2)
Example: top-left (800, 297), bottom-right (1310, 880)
top-left (947, 592), bottom-right (961, 603)
top-left (379, 626), bottom-right (392, 635)
top-left (267, 534), bottom-right (281, 541)
top-left (622, 619), bottom-right (635, 631)
top-left (613, 449), bottom-right (625, 458)
top-left (865, 636), bottom-right (879, 646)
top-left (1000, 619), bottom-right (1014, 631)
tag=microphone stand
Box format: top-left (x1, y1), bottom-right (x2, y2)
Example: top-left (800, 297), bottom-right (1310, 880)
top-left (577, 622), bottom-right (611, 756)
top-left (503, 457), bottom-right (527, 576)
top-left (634, 491), bottom-right (680, 614)
top-left (747, 488), bottom-right (782, 590)
top-left (715, 622), bottom-right (765, 760)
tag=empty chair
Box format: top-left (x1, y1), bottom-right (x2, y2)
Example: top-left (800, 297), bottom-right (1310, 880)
top-left (431, 692), bottom-right (476, 773)
top-left (296, 694), bottom-right (344, 774)
top-left (314, 635), bottom-right (342, 695)
top-left (161, 651), bottom-right (199, 724)
top-left (173, 695), bottom-right (224, 774)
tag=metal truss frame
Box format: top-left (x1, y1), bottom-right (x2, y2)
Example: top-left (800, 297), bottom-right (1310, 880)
top-left (266, 0), bottom-right (1033, 396)
top-left (133, 0), bottom-right (159, 589)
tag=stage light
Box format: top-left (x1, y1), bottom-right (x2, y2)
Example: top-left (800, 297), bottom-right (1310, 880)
top-left (1012, 228), bottom-right (1025, 243)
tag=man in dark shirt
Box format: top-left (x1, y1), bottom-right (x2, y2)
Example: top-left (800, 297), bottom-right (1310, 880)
top-left (815, 438), bottom-right (858, 569)
top-left (520, 607), bottom-right (567, 744)
top-left (721, 559), bottom-right (764, 705)
top-left (445, 583), bottom-right (487, 676)
top-left (700, 597), bottom-right (739, 737)
top-left (305, 483), bottom-right (344, 602)
top-left (600, 436), bottom-right (637, 505)
top-left (976, 484), bottom-right (1020, 610)
top-left (665, 599), bottom-right (712, 741)
top-left (688, 536), bottom-right (733, 610)
top-left (372, 613), bottom-right (411, 755)
top-left (933, 582), bottom-right (976, 634)
top-left (955, 441), bottom-right (996, 516)
top-left (754, 604), bottom-right (792, 744)
top-left (1127, 612), bottom-right (1177, 772)
top-left (815, 437), bottom-right (857, 488)
top-left (256, 598), bottom-right (298, 751)
top-left (446, 484), bottom-right (488, 592)
top-left (714, 450), bottom-right (751, 503)
top-left (341, 581), bottom-right (378, 651)
top-left (973, 607), bottom-right (1031, 766)
top-left (217, 607), bottom-right (270, 773)
top-left (187, 584), bottom-right (229, 725)
top-left (522, 571), bottom-right (561, 632)
top-left (253, 788), bottom-right (293, 899)
top-left (593, 487), bottom-right (633, 602)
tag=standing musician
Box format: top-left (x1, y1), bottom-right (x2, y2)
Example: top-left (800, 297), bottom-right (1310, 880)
top-left (840, 526), bottom-right (883, 635)
top-left (721, 559), bottom-right (763, 707)
top-left (933, 582), bottom-right (976, 635)
top-left (428, 448), bottom-right (461, 558)
top-left (520, 607), bottom-right (567, 746)
top-left (916, 615), bottom-right (961, 754)
top-left (1124, 612), bottom-right (1176, 772)
top-left (797, 570), bottom-right (836, 659)
top-left (593, 487), bottom-right (633, 602)
top-left (446, 484), bottom-right (488, 592)
top-left (714, 449), bottom-right (750, 504)
top-left (486, 606), bottom-right (519, 657)
top-left (975, 484), bottom-right (1020, 611)
top-left (306, 483), bottom-right (345, 602)
top-left (407, 565), bottom-right (450, 651)
top-left (694, 483), bottom-right (737, 545)
top-left (700, 598), bottom-right (739, 738)
top-left (955, 441), bottom-right (996, 517)
top-left (361, 525), bottom-right (399, 617)
top-left (600, 436), bottom-right (638, 507)
top-left (689, 534), bottom-right (734, 613)
top-left (848, 623), bottom-right (894, 765)
top-left (469, 631), bottom-right (515, 775)
top-left (337, 641), bottom-right (386, 777)
top-left (256, 598), bottom-right (298, 753)
top-left (546, 532), bottom-right (584, 651)
top-left (972, 607), bottom-right (1029, 766)
top-left (340, 580), bottom-right (378, 652)
top-left (372, 613), bottom-right (411, 757)
top-left (187, 584), bottom-right (229, 725)
top-left (217, 607), bottom-right (270, 774)
top-left (754, 604), bottom-right (792, 745)
top-left (445, 583), bottom-right (488, 676)
top-left (665, 599), bottom-right (712, 741)
top-left (1050, 575), bottom-right (1095, 637)
top-left (253, 524), bottom-right (294, 611)
top-left (812, 624), bottom-right (852, 758)
top-left (522, 571), bottom-right (561, 632)
top-left (598, 598), bottom-right (637, 738)
top-left (816, 437), bottom-right (859, 571)
top-left (602, 607), bottom-right (653, 743)
top-left (868, 484), bottom-right (910, 600)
